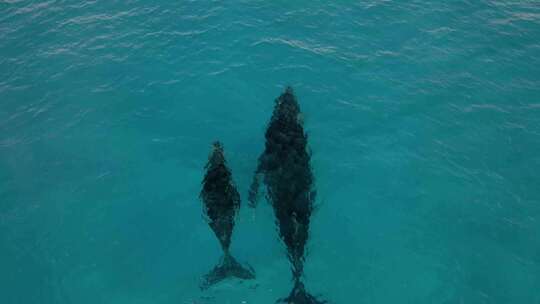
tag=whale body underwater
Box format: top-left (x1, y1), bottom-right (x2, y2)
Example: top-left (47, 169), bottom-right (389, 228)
top-left (199, 142), bottom-right (255, 289)
top-left (199, 87), bottom-right (326, 303)
top-left (249, 87), bottom-right (326, 304)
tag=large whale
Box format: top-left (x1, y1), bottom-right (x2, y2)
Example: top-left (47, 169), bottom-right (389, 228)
top-left (199, 141), bottom-right (255, 289)
top-left (249, 87), bottom-right (326, 303)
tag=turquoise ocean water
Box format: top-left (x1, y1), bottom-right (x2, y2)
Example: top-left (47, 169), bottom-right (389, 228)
top-left (1, 1), bottom-right (540, 303)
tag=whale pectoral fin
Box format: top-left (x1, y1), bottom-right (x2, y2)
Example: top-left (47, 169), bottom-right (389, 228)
top-left (248, 173), bottom-right (261, 208)
top-left (249, 152), bottom-right (271, 208)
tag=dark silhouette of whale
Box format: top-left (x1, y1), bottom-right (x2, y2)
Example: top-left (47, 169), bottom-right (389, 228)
top-left (249, 87), bottom-right (326, 303)
top-left (199, 141), bottom-right (255, 289)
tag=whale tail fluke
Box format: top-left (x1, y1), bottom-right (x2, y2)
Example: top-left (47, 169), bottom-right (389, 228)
top-left (200, 252), bottom-right (256, 290)
top-left (278, 280), bottom-right (327, 304)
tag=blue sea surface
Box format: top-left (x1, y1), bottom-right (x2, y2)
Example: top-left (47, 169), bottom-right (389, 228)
top-left (1, 1), bottom-right (540, 303)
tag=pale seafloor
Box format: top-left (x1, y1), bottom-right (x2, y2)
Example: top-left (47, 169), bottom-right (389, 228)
top-left (1, 1), bottom-right (539, 304)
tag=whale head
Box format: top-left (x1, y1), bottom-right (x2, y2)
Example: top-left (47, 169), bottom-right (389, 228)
top-left (274, 86), bottom-right (301, 125)
top-left (207, 141), bottom-right (225, 168)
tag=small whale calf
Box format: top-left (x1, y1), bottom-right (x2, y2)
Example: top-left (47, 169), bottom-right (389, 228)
top-left (199, 141), bottom-right (255, 289)
top-left (249, 87), bottom-right (326, 303)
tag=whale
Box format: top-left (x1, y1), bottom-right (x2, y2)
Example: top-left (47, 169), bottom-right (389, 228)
top-left (199, 141), bottom-right (255, 289)
top-left (249, 87), bottom-right (326, 303)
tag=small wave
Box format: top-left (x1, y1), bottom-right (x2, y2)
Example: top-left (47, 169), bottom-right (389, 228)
top-left (251, 37), bottom-right (337, 56)
top-left (59, 8), bottom-right (140, 26)
top-left (14, 0), bottom-right (55, 15)
top-left (463, 104), bottom-right (510, 114)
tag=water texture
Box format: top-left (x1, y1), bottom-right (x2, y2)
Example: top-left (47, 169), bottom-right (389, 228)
top-left (1, 1), bottom-right (540, 303)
